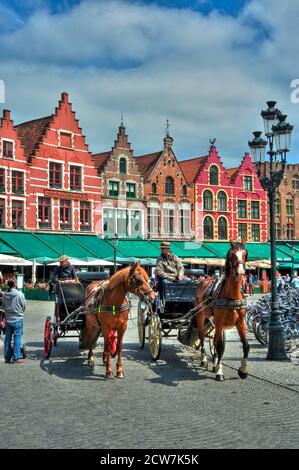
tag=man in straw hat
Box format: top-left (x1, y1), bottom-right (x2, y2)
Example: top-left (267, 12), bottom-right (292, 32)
top-left (155, 241), bottom-right (189, 302)
top-left (54, 255), bottom-right (78, 284)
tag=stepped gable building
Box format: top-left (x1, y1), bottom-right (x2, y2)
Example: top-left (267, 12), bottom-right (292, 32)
top-left (256, 162), bottom-right (299, 240)
top-left (92, 121), bottom-right (145, 238)
top-left (12, 92), bottom-right (102, 232)
top-left (0, 110), bottom-right (28, 229)
top-left (135, 131), bottom-right (192, 239)
top-left (180, 144), bottom-right (267, 242)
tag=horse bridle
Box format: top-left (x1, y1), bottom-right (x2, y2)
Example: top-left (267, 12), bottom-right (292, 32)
top-left (228, 250), bottom-right (247, 277)
top-left (129, 273), bottom-right (154, 300)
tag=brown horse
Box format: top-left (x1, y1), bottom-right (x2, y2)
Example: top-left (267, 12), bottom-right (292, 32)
top-left (196, 240), bottom-right (249, 381)
top-left (84, 262), bottom-right (156, 379)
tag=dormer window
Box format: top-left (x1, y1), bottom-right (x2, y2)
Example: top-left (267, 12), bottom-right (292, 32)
top-left (2, 140), bottom-right (14, 159)
top-left (209, 166), bottom-right (219, 185)
top-left (119, 157), bottom-right (127, 174)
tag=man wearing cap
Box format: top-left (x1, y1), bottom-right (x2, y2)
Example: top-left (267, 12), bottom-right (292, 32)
top-left (54, 256), bottom-right (78, 284)
top-left (155, 242), bottom-right (188, 302)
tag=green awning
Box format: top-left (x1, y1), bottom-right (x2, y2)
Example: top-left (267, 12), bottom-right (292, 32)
top-left (173, 241), bottom-right (219, 258)
top-left (0, 232), bottom-right (60, 259)
top-left (203, 242), bottom-right (271, 261)
top-left (109, 239), bottom-right (161, 258)
top-left (34, 233), bottom-right (102, 260)
top-left (149, 240), bottom-right (198, 258)
top-left (64, 234), bottom-right (115, 260)
top-left (0, 238), bottom-right (21, 256)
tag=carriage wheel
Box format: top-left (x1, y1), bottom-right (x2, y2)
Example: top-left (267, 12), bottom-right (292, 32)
top-left (148, 313), bottom-right (162, 361)
top-left (44, 316), bottom-right (53, 359)
top-left (137, 301), bottom-right (146, 349)
top-left (209, 328), bottom-right (226, 358)
top-left (53, 327), bottom-right (58, 346)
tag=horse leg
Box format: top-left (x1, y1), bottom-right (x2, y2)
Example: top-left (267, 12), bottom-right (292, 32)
top-left (85, 314), bottom-right (95, 368)
top-left (214, 320), bottom-right (225, 381)
top-left (197, 314), bottom-right (208, 369)
top-left (101, 327), bottom-right (114, 379)
top-left (115, 327), bottom-right (126, 379)
top-left (236, 317), bottom-right (250, 379)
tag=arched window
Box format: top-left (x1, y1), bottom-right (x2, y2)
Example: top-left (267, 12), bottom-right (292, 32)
top-left (210, 165), bottom-right (219, 185)
top-left (203, 190), bottom-right (213, 210)
top-left (151, 182), bottom-right (157, 194)
top-left (165, 176), bottom-right (174, 195)
top-left (292, 175), bottom-right (299, 190)
top-left (182, 184), bottom-right (187, 196)
top-left (119, 157), bottom-right (127, 174)
top-left (275, 194), bottom-right (281, 215)
top-left (217, 191), bottom-right (227, 211)
top-left (203, 216), bottom-right (214, 240)
top-left (287, 218), bottom-right (295, 240)
top-left (218, 217), bottom-right (227, 240)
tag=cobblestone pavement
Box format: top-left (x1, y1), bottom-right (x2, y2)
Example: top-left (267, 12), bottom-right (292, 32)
top-left (0, 300), bottom-right (298, 449)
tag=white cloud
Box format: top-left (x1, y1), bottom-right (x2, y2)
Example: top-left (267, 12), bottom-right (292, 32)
top-left (0, 0), bottom-right (298, 166)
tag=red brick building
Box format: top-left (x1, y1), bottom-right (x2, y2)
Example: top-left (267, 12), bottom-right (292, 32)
top-left (135, 132), bottom-right (192, 239)
top-left (93, 123), bottom-right (145, 238)
top-left (180, 145), bottom-right (267, 242)
top-left (0, 92), bottom-right (102, 233)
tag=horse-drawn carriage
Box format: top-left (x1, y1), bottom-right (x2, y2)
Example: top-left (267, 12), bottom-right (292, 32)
top-left (43, 271), bottom-right (109, 359)
top-left (137, 269), bottom-right (218, 361)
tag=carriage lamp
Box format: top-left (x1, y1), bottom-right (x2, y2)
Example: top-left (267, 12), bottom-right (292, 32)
top-left (248, 101), bottom-right (294, 361)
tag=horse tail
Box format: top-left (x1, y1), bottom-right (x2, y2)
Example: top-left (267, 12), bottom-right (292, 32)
top-left (108, 329), bottom-right (117, 357)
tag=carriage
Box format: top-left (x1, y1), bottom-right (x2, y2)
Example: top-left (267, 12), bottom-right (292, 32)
top-left (137, 269), bottom-right (218, 361)
top-left (43, 271), bottom-right (109, 359)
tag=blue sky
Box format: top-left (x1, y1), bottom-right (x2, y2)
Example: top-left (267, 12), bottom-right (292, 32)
top-left (0, 0), bottom-right (298, 165)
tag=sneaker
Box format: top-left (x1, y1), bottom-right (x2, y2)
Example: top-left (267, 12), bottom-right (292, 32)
top-left (14, 359), bottom-right (25, 364)
top-left (4, 359), bottom-right (11, 364)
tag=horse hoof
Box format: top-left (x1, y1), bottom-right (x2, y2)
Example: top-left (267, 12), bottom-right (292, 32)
top-left (88, 360), bottom-right (95, 368)
top-left (216, 374), bottom-right (224, 382)
top-left (116, 371), bottom-right (124, 379)
top-left (212, 366), bottom-right (216, 373)
top-left (201, 361), bottom-right (208, 370)
top-left (105, 372), bottom-right (114, 379)
top-left (238, 369), bottom-right (248, 379)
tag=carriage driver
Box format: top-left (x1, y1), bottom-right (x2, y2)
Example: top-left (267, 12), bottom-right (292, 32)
top-left (53, 255), bottom-right (78, 286)
top-left (155, 242), bottom-right (189, 301)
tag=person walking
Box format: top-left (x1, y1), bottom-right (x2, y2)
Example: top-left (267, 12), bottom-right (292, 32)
top-left (2, 279), bottom-right (26, 364)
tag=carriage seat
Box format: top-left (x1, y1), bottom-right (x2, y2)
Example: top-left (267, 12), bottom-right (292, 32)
top-left (77, 272), bottom-right (109, 282)
top-left (184, 268), bottom-right (205, 278)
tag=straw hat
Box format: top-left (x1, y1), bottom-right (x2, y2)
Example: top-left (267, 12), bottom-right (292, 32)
top-left (159, 241), bottom-right (170, 249)
top-left (59, 255), bottom-right (69, 262)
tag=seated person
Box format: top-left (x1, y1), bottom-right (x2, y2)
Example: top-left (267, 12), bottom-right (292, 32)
top-left (155, 241), bottom-right (189, 301)
top-left (53, 255), bottom-right (78, 297)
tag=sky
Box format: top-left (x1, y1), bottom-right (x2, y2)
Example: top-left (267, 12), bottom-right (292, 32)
top-left (0, 0), bottom-right (298, 166)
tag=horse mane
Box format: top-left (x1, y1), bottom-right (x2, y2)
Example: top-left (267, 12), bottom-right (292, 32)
top-left (106, 265), bottom-right (149, 290)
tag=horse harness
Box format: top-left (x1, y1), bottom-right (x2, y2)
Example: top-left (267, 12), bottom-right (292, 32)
top-left (203, 276), bottom-right (247, 310)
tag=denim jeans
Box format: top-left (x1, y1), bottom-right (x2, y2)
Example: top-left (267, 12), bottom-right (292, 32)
top-left (4, 320), bottom-right (23, 362)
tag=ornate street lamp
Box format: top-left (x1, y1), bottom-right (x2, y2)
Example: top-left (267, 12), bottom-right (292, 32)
top-left (248, 101), bottom-right (294, 360)
top-left (111, 234), bottom-right (119, 274)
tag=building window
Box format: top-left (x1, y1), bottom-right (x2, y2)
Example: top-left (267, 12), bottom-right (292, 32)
top-left (275, 196), bottom-right (281, 215)
top-left (238, 223), bottom-right (247, 241)
top-left (179, 209), bottom-right (191, 236)
top-left (209, 166), bottom-right (219, 185)
top-left (203, 216), bottom-right (214, 240)
top-left (217, 191), bottom-right (227, 211)
top-left (275, 222), bottom-right (282, 239)
top-left (251, 201), bottom-right (260, 219)
top-left (12, 171), bottom-right (24, 194)
top-left (251, 224), bottom-right (260, 242)
top-left (103, 208), bottom-right (116, 236)
top-left (151, 183), bottom-right (157, 194)
top-left (218, 217), bottom-right (228, 240)
top-left (80, 201), bottom-right (91, 231)
top-left (117, 209), bottom-right (129, 237)
top-left (243, 175), bottom-right (253, 191)
top-left (126, 182), bottom-right (136, 199)
top-left (108, 181), bottom-right (119, 197)
top-left (182, 185), bottom-right (187, 197)
top-left (238, 200), bottom-right (247, 218)
top-left (2, 140), bottom-right (13, 159)
top-left (59, 199), bottom-right (72, 230)
top-left (49, 162), bottom-right (62, 189)
top-left (131, 210), bottom-right (142, 237)
top-left (163, 208), bottom-right (175, 235)
top-left (148, 207), bottom-right (159, 236)
top-left (0, 169), bottom-right (5, 193)
top-left (292, 176), bottom-right (299, 190)
top-left (203, 190), bottom-right (213, 211)
top-left (286, 195), bottom-right (294, 216)
top-left (286, 219), bottom-right (294, 239)
top-left (119, 157), bottom-right (127, 174)
top-left (38, 197), bottom-right (51, 229)
top-left (70, 165), bottom-right (82, 191)
top-left (0, 199), bottom-right (5, 227)
top-left (60, 132), bottom-right (72, 148)
top-left (12, 201), bottom-right (24, 229)
top-left (165, 177), bottom-right (174, 195)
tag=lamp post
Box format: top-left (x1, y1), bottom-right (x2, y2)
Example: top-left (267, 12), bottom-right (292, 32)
top-left (111, 234), bottom-right (119, 274)
top-left (249, 101), bottom-right (294, 360)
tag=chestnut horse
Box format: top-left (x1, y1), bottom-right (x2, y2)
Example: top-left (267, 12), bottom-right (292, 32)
top-left (196, 240), bottom-right (249, 381)
top-left (84, 262), bottom-right (156, 379)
